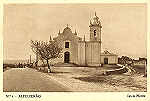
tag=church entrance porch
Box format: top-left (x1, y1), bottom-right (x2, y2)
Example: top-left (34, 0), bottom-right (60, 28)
top-left (64, 52), bottom-right (70, 63)
top-left (104, 58), bottom-right (108, 64)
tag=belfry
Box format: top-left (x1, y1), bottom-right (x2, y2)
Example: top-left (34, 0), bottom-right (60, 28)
top-left (38, 12), bottom-right (118, 66)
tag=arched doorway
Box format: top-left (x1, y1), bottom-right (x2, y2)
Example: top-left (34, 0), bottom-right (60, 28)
top-left (64, 52), bottom-right (70, 63)
top-left (104, 58), bottom-right (108, 64)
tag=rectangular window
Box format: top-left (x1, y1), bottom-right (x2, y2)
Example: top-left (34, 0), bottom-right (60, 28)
top-left (65, 42), bottom-right (69, 48)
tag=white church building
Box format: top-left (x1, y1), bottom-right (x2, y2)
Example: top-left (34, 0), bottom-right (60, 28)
top-left (39, 13), bottom-right (118, 66)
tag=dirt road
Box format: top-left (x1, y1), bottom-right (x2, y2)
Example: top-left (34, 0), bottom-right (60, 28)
top-left (3, 68), bottom-right (70, 92)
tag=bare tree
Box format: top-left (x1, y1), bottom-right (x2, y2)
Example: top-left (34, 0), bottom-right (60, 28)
top-left (31, 40), bottom-right (62, 73)
top-left (119, 56), bottom-right (133, 65)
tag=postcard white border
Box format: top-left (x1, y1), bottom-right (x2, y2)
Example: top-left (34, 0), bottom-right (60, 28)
top-left (0, 0), bottom-right (149, 101)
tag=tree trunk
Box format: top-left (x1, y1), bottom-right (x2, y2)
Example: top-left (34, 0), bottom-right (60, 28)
top-left (35, 61), bottom-right (38, 67)
top-left (46, 59), bottom-right (51, 73)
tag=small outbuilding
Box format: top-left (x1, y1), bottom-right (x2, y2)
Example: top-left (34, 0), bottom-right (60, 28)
top-left (101, 50), bottom-right (118, 65)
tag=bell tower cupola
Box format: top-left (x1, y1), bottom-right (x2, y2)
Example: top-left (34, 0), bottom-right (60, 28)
top-left (89, 12), bottom-right (102, 41)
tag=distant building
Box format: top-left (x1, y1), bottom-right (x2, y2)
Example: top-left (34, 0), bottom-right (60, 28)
top-left (133, 57), bottom-right (147, 65)
top-left (38, 12), bottom-right (118, 66)
top-left (139, 57), bottom-right (147, 61)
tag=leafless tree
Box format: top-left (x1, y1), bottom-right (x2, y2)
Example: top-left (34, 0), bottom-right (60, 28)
top-left (119, 56), bottom-right (133, 65)
top-left (31, 40), bottom-right (62, 73)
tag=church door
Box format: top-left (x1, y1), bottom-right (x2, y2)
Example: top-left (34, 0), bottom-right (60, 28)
top-left (64, 52), bottom-right (70, 63)
top-left (104, 58), bottom-right (108, 64)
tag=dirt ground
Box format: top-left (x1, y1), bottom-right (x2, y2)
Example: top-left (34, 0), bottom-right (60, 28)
top-left (44, 65), bottom-right (147, 92)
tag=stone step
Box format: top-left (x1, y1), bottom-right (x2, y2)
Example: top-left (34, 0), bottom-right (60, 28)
top-left (54, 63), bottom-right (78, 67)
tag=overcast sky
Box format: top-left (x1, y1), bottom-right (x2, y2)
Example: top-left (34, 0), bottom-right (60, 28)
top-left (3, 3), bottom-right (147, 60)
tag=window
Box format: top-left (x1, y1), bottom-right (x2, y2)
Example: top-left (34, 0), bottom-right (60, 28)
top-left (94, 29), bottom-right (96, 37)
top-left (65, 42), bottom-right (69, 48)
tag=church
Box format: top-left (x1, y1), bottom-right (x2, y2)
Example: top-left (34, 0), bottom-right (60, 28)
top-left (39, 12), bottom-right (118, 66)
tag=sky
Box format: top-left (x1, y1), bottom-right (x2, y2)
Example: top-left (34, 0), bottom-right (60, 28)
top-left (3, 3), bottom-right (147, 60)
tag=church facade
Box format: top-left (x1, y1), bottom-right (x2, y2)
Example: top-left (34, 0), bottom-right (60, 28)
top-left (38, 13), bottom-right (118, 66)
top-left (50, 13), bottom-right (118, 66)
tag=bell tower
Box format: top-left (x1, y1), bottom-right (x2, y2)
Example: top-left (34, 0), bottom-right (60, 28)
top-left (89, 12), bottom-right (102, 41)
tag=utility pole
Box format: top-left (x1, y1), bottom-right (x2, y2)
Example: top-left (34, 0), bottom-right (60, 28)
top-left (27, 59), bottom-right (29, 64)
top-left (30, 55), bottom-right (31, 64)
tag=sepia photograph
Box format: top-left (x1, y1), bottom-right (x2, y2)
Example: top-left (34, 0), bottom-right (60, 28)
top-left (3, 3), bottom-right (147, 92)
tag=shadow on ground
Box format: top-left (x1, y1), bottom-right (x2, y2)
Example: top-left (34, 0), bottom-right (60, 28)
top-left (73, 74), bottom-right (147, 91)
top-left (50, 71), bottom-right (70, 74)
top-left (74, 75), bottom-right (108, 83)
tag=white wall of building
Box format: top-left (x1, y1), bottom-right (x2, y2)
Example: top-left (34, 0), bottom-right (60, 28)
top-left (101, 55), bottom-right (118, 64)
top-left (78, 41), bottom-right (101, 66)
top-left (78, 42), bottom-right (86, 66)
